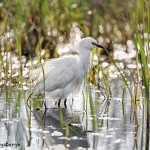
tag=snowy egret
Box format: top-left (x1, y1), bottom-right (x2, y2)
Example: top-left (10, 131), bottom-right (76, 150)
top-left (27, 37), bottom-right (111, 108)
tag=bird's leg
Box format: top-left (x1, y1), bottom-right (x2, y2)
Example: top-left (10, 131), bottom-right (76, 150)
top-left (64, 99), bottom-right (67, 108)
top-left (26, 92), bottom-right (33, 109)
top-left (43, 100), bottom-right (47, 110)
top-left (58, 99), bottom-right (61, 107)
top-left (42, 107), bottom-right (47, 127)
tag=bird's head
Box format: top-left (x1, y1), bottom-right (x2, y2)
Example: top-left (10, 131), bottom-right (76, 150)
top-left (79, 37), bottom-right (111, 52)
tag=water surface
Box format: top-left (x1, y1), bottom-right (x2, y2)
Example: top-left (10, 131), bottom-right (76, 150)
top-left (0, 79), bottom-right (149, 150)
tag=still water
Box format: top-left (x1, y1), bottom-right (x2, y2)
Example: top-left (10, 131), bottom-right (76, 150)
top-left (0, 79), bottom-right (149, 150)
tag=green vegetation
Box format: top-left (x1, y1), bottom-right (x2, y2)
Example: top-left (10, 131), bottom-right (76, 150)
top-left (127, 0), bottom-right (150, 148)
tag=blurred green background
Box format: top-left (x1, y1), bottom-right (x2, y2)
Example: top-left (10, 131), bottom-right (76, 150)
top-left (0, 0), bottom-right (137, 59)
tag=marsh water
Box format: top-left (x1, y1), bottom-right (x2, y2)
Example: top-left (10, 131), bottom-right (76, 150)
top-left (0, 79), bottom-right (149, 150)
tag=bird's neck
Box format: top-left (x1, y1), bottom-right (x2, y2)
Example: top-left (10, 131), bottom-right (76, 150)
top-left (79, 48), bottom-right (90, 76)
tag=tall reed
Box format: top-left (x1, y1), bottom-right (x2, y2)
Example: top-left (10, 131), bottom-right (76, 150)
top-left (126, 0), bottom-right (150, 148)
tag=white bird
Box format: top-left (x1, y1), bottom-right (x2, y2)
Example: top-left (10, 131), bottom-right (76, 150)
top-left (28, 37), bottom-right (111, 108)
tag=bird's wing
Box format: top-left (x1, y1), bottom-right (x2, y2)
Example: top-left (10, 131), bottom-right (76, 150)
top-left (31, 56), bottom-right (78, 95)
top-left (30, 58), bottom-right (57, 80)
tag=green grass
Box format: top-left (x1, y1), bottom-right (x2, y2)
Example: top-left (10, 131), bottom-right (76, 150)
top-left (126, 0), bottom-right (150, 148)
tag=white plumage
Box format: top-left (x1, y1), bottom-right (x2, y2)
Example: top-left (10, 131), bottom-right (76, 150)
top-left (31, 56), bottom-right (80, 99)
top-left (30, 37), bottom-right (109, 105)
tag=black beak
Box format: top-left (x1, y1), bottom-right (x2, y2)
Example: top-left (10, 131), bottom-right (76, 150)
top-left (92, 42), bottom-right (112, 51)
